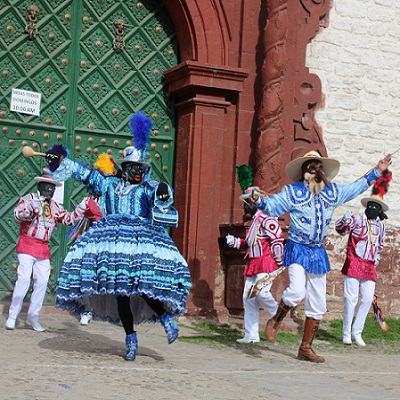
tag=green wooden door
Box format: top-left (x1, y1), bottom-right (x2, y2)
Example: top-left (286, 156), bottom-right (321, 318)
top-left (0, 0), bottom-right (178, 303)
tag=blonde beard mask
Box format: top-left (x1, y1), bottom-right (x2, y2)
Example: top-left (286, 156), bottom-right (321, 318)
top-left (304, 172), bottom-right (325, 195)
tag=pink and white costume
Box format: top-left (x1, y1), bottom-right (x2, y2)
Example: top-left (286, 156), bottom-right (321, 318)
top-left (335, 212), bottom-right (385, 340)
top-left (8, 193), bottom-right (88, 325)
top-left (228, 210), bottom-right (284, 341)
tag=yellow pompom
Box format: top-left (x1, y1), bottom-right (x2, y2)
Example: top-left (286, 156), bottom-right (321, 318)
top-left (94, 153), bottom-right (115, 175)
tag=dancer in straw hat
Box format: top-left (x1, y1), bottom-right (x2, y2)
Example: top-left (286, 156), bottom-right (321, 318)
top-left (335, 169), bottom-right (392, 347)
top-left (248, 149), bottom-right (391, 362)
top-left (5, 169), bottom-right (90, 332)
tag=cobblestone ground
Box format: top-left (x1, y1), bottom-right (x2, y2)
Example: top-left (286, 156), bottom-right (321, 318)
top-left (0, 313), bottom-right (399, 400)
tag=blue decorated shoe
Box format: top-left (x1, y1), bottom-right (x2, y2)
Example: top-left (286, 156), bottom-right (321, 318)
top-left (160, 313), bottom-right (179, 344)
top-left (125, 332), bottom-right (138, 361)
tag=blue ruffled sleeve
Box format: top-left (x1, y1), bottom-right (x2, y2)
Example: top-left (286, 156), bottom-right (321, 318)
top-left (53, 158), bottom-right (106, 197)
top-left (254, 186), bottom-right (291, 218)
top-left (337, 168), bottom-right (381, 205)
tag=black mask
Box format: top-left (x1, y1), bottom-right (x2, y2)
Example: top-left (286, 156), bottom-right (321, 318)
top-left (365, 201), bottom-right (382, 220)
top-left (302, 160), bottom-right (330, 186)
top-left (244, 202), bottom-right (257, 217)
top-left (121, 162), bottom-right (147, 184)
top-left (38, 182), bottom-right (56, 201)
top-left (301, 160), bottom-right (320, 180)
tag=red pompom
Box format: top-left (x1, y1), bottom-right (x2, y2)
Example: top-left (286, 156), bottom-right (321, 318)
top-left (372, 170), bottom-right (392, 197)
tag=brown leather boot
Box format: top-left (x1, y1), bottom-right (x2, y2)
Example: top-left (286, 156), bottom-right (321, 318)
top-left (265, 299), bottom-right (292, 342)
top-left (297, 317), bottom-right (325, 363)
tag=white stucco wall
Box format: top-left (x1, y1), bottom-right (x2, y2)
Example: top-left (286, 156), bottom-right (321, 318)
top-left (307, 0), bottom-right (400, 232)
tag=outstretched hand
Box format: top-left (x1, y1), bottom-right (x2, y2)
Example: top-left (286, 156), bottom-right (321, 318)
top-left (156, 182), bottom-right (170, 201)
top-left (246, 190), bottom-right (259, 204)
top-left (46, 150), bottom-right (62, 162)
top-left (377, 154), bottom-right (392, 173)
top-left (46, 150), bottom-right (63, 172)
top-left (343, 210), bottom-right (352, 224)
top-left (226, 234), bottom-right (240, 249)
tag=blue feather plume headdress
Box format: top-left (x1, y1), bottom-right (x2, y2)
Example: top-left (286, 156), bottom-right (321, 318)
top-left (129, 110), bottom-right (152, 151)
top-left (115, 111), bottom-right (153, 166)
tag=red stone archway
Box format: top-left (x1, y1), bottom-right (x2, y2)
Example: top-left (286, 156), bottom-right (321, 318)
top-left (164, 0), bottom-right (231, 64)
top-left (163, 0), bottom-right (332, 318)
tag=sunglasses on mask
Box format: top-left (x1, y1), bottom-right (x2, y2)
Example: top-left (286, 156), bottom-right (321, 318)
top-left (305, 164), bottom-right (323, 175)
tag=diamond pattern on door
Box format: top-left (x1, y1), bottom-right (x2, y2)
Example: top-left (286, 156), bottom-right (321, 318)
top-left (0, 0), bottom-right (178, 302)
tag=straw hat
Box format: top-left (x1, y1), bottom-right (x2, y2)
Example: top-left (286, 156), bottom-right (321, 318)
top-left (114, 111), bottom-right (152, 168)
top-left (239, 186), bottom-right (266, 202)
top-left (285, 150), bottom-right (340, 182)
top-left (33, 169), bottom-right (62, 187)
top-left (361, 170), bottom-right (392, 212)
top-left (114, 146), bottom-right (151, 168)
top-left (361, 194), bottom-right (389, 212)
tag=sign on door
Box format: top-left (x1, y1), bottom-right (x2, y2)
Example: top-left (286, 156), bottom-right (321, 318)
top-left (10, 88), bottom-right (41, 116)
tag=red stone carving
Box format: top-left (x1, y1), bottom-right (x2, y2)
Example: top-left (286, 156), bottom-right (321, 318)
top-left (254, 0), bottom-right (331, 193)
top-left (254, 0), bottom-right (288, 194)
top-left (164, 0), bottom-right (335, 318)
top-left (291, 0), bottom-right (331, 160)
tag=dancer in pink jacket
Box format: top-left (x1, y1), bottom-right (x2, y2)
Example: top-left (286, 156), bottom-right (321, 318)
top-left (335, 170), bottom-right (391, 347)
top-left (226, 186), bottom-right (284, 343)
top-left (5, 169), bottom-right (89, 332)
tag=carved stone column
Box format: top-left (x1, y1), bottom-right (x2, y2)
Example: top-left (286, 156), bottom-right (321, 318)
top-left (254, 0), bottom-right (289, 194)
top-left (164, 61), bottom-right (249, 315)
top-left (254, 0), bottom-right (332, 192)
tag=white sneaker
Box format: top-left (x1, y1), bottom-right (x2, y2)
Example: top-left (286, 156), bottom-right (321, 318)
top-left (5, 317), bottom-right (16, 330)
top-left (236, 337), bottom-right (260, 344)
top-left (342, 335), bottom-right (352, 345)
top-left (352, 334), bottom-right (366, 347)
top-left (80, 312), bottom-right (92, 325)
top-left (26, 319), bottom-right (46, 332)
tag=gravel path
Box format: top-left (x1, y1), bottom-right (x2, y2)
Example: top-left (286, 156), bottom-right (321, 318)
top-left (1, 313), bottom-right (399, 400)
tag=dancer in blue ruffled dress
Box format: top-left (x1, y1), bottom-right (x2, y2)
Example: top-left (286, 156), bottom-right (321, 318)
top-left (46, 111), bottom-right (192, 361)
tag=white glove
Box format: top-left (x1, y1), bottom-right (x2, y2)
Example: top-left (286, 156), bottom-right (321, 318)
top-left (226, 234), bottom-right (240, 249)
top-left (343, 210), bottom-right (352, 224)
top-left (31, 198), bottom-right (42, 215)
top-left (80, 196), bottom-right (90, 208)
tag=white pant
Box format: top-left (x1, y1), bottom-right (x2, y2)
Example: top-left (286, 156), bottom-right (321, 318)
top-left (343, 275), bottom-right (375, 337)
top-left (242, 273), bottom-right (278, 340)
top-left (281, 263), bottom-right (326, 320)
top-left (8, 253), bottom-right (51, 322)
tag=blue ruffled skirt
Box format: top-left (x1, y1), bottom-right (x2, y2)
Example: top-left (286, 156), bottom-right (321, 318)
top-left (56, 214), bottom-right (192, 324)
top-left (283, 239), bottom-right (330, 274)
